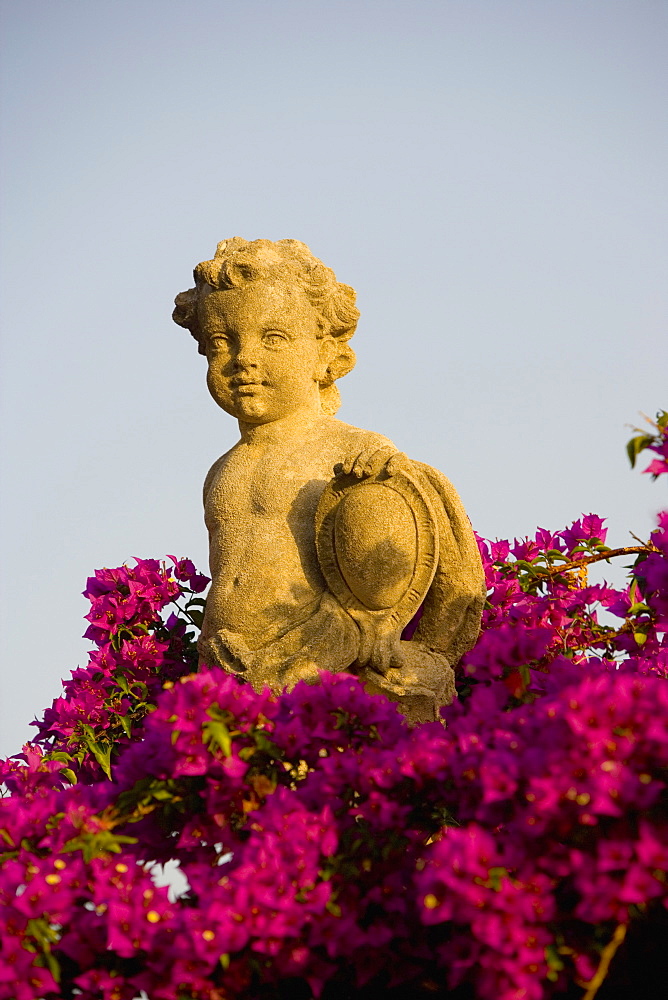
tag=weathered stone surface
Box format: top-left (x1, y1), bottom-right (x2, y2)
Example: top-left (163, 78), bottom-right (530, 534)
top-left (333, 482), bottom-right (417, 610)
top-left (173, 238), bottom-right (485, 722)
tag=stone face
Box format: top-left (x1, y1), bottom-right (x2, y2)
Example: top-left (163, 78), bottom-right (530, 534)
top-left (173, 238), bottom-right (485, 722)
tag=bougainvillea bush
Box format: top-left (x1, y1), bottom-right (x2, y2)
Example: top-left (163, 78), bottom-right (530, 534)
top-left (1, 416), bottom-right (667, 1000)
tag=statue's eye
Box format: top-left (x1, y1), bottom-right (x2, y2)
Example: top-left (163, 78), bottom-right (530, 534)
top-left (263, 331), bottom-right (288, 347)
top-left (208, 333), bottom-right (230, 349)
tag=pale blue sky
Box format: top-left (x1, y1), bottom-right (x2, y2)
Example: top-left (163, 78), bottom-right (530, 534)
top-left (1, 0), bottom-right (666, 756)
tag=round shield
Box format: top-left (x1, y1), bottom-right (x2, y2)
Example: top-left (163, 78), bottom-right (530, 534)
top-left (315, 463), bottom-right (440, 637)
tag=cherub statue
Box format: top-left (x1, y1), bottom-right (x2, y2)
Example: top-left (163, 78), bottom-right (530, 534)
top-left (173, 238), bottom-right (484, 722)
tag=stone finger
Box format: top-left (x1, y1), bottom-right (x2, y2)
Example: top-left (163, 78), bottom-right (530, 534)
top-left (351, 453), bottom-right (370, 478)
top-left (386, 451), bottom-right (408, 476)
top-left (364, 446), bottom-right (395, 476)
top-left (341, 453), bottom-right (358, 475)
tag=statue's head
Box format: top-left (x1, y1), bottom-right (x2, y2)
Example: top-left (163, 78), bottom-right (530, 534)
top-left (173, 238), bottom-right (359, 416)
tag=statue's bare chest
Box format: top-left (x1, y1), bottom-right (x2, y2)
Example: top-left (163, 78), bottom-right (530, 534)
top-left (205, 444), bottom-right (333, 530)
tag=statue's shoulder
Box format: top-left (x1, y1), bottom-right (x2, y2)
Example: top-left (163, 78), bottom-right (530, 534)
top-left (409, 460), bottom-right (470, 514)
top-left (406, 459), bottom-right (486, 664)
top-left (323, 416), bottom-right (396, 456)
top-left (202, 446), bottom-right (236, 504)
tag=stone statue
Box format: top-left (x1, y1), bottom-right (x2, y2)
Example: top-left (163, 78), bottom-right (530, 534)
top-left (173, 238), bottom-right (484, 723)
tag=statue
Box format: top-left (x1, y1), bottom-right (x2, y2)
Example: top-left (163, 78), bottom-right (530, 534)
top-left (173, 238), bottom-right (485, 723)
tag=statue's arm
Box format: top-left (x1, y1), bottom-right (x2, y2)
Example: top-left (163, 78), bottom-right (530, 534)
top-left (202, 454), bottom-right (227, 509)
top-left (409, 461), bottom-right (485, 665)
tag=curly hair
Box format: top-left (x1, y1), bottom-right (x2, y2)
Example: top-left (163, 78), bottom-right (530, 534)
top-left (173, 238), bottom-right (359, 415)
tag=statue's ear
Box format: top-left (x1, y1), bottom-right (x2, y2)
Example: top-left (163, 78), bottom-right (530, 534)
top-left (318, 340), bottom-right (356, 387)
top-left (315, 336), bottom-right (338, 383)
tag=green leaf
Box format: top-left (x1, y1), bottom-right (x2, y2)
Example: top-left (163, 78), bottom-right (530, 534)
top-left (626, 434), bottom-right (654, 468)
top-left (82, 735), bottom-right (112, 779)
top-left (62, 830), bottom-right (137, 862)
top-left (118, 715), bottom-right (132, 738)
top-left (518, 664), bottom-right (531, 684)
top-left (626, 439), bottom-right (636, 467)
top-left (253, 731), bottom-right (282, 758)
top-left (486, 866), bottom-right (508, 890)
top-left (204, 720), bottom-right (232, 757)
top-left (627, 602), bottom-right (650, 616)
top-left (26, 917), bottom-right (60, 950)
top-left (186, 598), bottom-right (207, 609)
top-left (61, 769), bottom-right (78, 785)
top-left (114, 673), bottom-right (130, 695)
top-left (150, 787), bottom-right (174, 801)
top-left (93, 744), bottom-right (113, 779)
top-left (43, 950), bottom-right (61, 984)
top-left (545, 944), bottom-right (565, 981)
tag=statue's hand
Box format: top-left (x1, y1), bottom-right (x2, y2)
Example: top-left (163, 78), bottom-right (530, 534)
top-left (334, 446), bottom-right (409, 481)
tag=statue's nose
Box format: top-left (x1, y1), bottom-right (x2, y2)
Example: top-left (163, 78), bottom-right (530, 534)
top-left (233, 346), bottom-right (260, 370)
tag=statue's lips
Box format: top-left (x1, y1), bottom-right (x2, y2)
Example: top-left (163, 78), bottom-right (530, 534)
top-left (231, 380), bottom-right (270, 392)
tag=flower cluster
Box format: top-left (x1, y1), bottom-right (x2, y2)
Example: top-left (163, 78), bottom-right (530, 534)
top-left (1, 424), bottom-right (667, 999)
top-left (626, 409), bottom-right (668, 480)
top-left (467, 508), bottom-right (668, 701)
top-left (11, 557), bottom-right (210, 786)
top-left (420, 668), bottom-right (668, 996)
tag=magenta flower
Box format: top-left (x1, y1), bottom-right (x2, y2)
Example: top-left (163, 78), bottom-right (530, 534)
top-left (1, 484), bottom-right (667, 1000)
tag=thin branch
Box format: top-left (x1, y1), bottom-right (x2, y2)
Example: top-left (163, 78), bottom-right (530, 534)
top-left (539, 545), bottom-right (659, 578)
top-left (578, 923), bottom-right (627, 1000)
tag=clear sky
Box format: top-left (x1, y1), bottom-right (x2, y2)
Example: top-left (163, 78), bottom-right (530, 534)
top-left (1, 0), bottom-right (666, 757)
